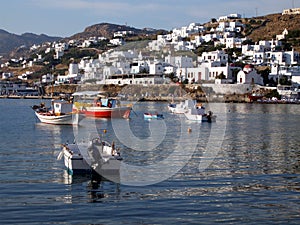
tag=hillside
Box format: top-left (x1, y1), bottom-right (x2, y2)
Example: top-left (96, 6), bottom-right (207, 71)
top-left (0, 29), bottom-right (61, 56)
top-left (247, 13), bottom-right (300, 40)
top-left (68, 22), bottom-right (167, 40)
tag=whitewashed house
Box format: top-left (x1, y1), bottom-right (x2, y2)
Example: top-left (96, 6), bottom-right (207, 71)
top-left (237, 65), bottom-right (264, 85)
top-left (130, 60), bottom-right (149, 74)
top-left (79, 58), bottom-right (105, 81)
top-left (222, 37), bottom-right (247, 48)
top-left (197, 62), bottom-right (230, 81)
top-left (149, 61), bottom-right (164, 75)
top-left (218, 13), bottom-right (242, 21)
top-left (266, 49), bottom-right (300, 65)
top-left (199, 50), bottom-right (228, 65)
top-left (109, 38), bottom-right (125, 46)
top-left (2, 72), bottom-right (13, 79)
top-left (42, 74), bottom-right (54, 84)
top-left (174, 41), bottom-right (195, 51)
top-left (269, 65), bottom-right (300, 85)
top-left (163, 64), bottom-right (176, 75)
top-left (165, 55), bottom-right (194, 68)
top-left (55, 63), bottom-right (82, 84)
top-left (282, 8), bottom-right (300, 15)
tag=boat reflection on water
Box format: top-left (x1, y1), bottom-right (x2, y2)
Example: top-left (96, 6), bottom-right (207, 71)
top-left (62, 170), bottom-right (121, 203)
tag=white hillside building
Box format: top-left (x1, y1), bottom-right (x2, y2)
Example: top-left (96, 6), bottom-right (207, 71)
top-left (56, 63), bottom-right (82, 84)
top-left (79, 58), bottom-right (103, 81)
top-left (149, 61), bottom-right (164, 75)
top-left (237, 65), bottom-right (264, 85)
top-left (165, 55), bottom-right (194, 68)
top-left (130, 60), bottom-right (149, 74)
top-left (199, 50), bottom-right (228, 65)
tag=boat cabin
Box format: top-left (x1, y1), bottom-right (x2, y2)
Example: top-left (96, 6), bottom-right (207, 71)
top-left (52, 100), bottom-right (72, 115)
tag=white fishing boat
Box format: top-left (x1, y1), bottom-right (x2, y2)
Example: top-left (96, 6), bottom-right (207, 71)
top-left (58, 137), bottom-right (122, 175)
top-left (183, 102), bottom-right (216, 122)
top-left (32, 99), bottom-right (83, 125)
top-left (168, 101), bottom-right (188, 114)
top-left (168, 99), bottom-right (196, 114)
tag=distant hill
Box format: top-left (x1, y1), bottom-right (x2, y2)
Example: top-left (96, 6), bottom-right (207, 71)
top-left (0, 29), bottom-right (61, 56)
top-left (68, 22), bottom-right (167, 40)
top-left (246, 13), bottom-right (300, 47)
top-left (1, 13), bottom-right (300, 59)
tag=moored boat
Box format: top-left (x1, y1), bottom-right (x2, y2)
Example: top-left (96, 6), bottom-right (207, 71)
top-left (32, 99), bottom-right (83, 125)
top-left (72, 91), bottom-right (131, 119)
top-left (183, 102), bottom-right (216, 122)
top-left (168, 99), bottom-right (198, 114)
top-left (248, 93), bottom-right (264, 102)
top-left (144, 112), bottom-right (164, 119)
top-left (168, 101), bottom-right (188, 114)
top-left (58, 137), bottom-right (122, 175)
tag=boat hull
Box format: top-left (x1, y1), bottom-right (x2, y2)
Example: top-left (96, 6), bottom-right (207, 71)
top-left (62, 146), bottom-right (91, 175)
top-left (35, 112), bottom-right (83, 125)
top-left (248, 94), bottom-right (263, 102)
top-left (62, 142), bottom-right (122, 177)
top-left (81, 106), bottom-right (131, 118)
top-left (184, 112), bottom-right (216, 122)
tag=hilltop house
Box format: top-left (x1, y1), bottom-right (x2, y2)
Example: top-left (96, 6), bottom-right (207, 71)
top-left (282, 8), bottom-right (300, 15)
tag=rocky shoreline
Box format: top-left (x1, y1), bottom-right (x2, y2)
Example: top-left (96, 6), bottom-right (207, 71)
top-left (1, 83), bottom-right (296, 104)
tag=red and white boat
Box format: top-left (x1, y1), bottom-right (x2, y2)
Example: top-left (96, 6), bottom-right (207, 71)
top-left (72, 91), bottom-right (131, 119)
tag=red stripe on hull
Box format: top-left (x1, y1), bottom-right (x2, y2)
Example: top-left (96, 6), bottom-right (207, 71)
top-left (83, 108), bottom-right (131, 118)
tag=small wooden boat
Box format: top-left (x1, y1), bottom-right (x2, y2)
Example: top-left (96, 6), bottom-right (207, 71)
top-left (32, 99), bottom-right (83, 125)
top-left (144, 112), bottom-right (164, 119)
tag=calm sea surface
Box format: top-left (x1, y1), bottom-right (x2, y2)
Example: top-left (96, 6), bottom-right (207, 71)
top-left (0, 99), bottom-right (300, 224)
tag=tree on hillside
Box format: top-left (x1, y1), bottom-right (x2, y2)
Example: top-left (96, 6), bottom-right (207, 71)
top-left (215, 72), bottom-right (226, 79)
top-left (257, 67), bottom-right (270, 85)
top-left (279, 75), bottom-right (292, 85)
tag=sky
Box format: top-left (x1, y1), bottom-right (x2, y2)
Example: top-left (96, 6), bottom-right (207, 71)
top-left (0, 0), bottom-right (298, 37)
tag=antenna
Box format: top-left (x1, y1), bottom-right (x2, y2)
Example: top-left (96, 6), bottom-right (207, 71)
top-left (292, 0), bottom-right (295, 8)
top-left (255, 7), bottom-right (258, 17)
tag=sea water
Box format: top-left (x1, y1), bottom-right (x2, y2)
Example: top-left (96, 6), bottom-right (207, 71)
top-left (0, 99), bottom-right (299, 224)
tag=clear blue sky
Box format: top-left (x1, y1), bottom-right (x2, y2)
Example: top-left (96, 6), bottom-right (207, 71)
top-left (0, 0), bottom-right (298, 37)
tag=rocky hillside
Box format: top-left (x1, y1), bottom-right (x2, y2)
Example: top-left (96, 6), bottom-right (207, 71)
top-left (68, 22), bottom-right (167, 40)
top-left (247, 13), bottom-right (300, 44)
top-left (0, 29), bottom-right (61, 56)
